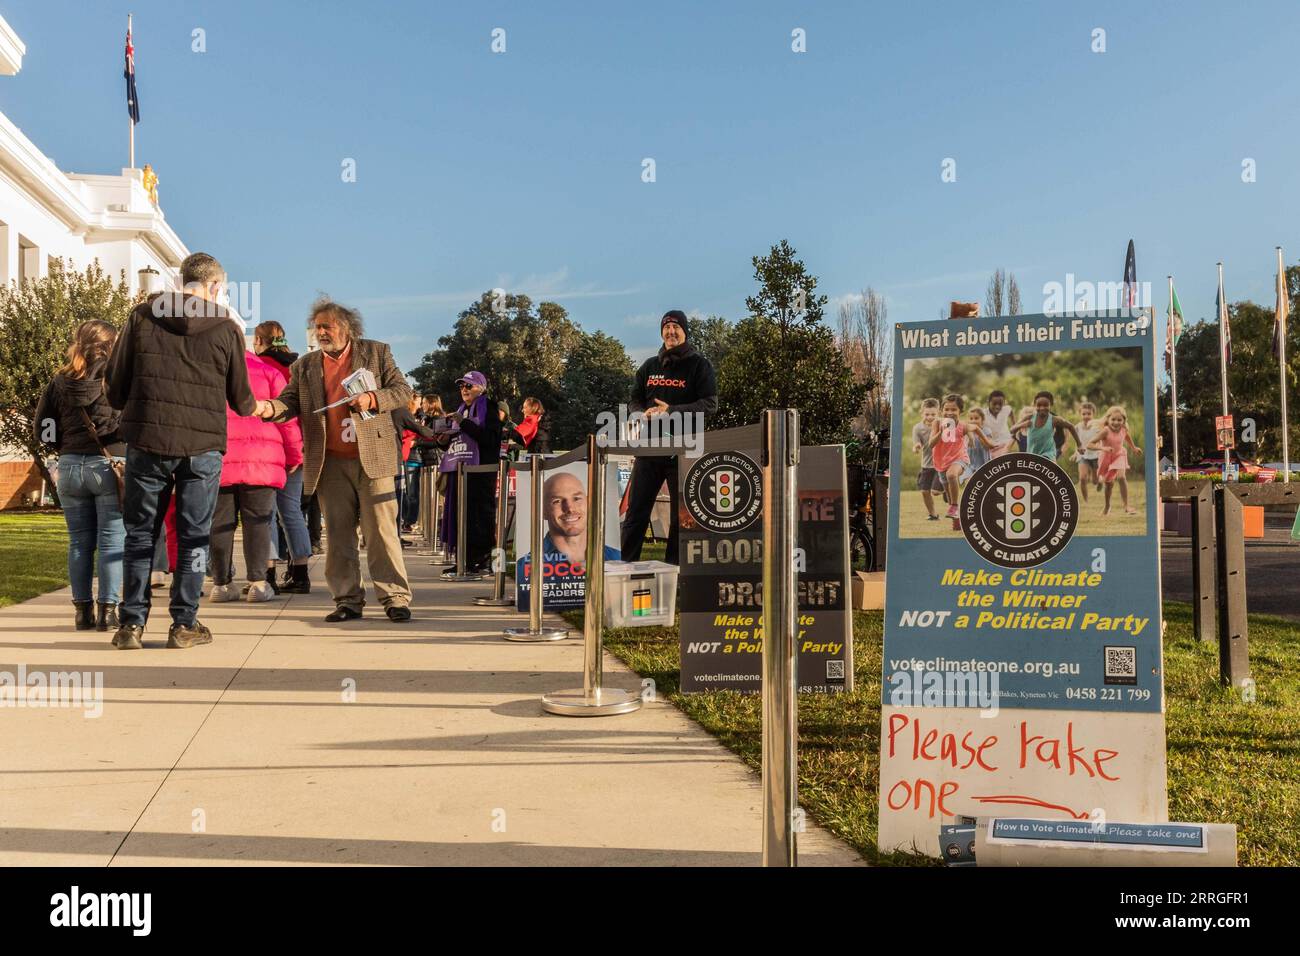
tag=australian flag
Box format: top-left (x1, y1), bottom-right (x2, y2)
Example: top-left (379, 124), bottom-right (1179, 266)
top-left (125, 25), bottom-right (140, 123)
top-left (1123, 239), bottom-right (1137, 311)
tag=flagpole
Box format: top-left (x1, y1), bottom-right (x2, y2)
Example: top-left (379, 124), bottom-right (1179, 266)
top-left (1218, 262), bottom-right (1230, 481)
top-left (1169, 275), bottom-right (1179, 480)
top-left (127, 14), bottom-right (134, 170)
top-left (1280, 246), bottom-right (1290, 483)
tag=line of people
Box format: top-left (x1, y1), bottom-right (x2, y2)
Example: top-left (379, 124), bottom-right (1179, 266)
top-left (37, 263), bottom-right (717, 647)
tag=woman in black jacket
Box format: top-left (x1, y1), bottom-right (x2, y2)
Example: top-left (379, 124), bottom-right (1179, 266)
top-left (34, 321), bottom-right (126, 631)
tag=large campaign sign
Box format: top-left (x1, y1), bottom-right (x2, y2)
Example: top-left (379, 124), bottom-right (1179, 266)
top-left (678, 442), bottom-right (851, 694)
top-left (514, 460), bottom-right (622, 611)
top-left (878, 311), bottom-right (1167, 855)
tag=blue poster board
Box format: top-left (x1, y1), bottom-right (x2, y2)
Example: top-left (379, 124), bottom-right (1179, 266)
top-left (882, 311), bottom-right (1163, 713)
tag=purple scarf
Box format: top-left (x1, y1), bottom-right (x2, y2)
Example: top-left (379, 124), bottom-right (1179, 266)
top-left (439, 394), bottom-right (486, 472)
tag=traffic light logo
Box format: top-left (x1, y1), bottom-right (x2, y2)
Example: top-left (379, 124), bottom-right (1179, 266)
top-left (711, 469), bottom-right (737, 512)
top-left (996, 480), bottom-right (1035, 540)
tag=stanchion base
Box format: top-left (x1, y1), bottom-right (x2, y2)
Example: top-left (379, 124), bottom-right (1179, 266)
top-left (438, 574), bottom-right (490, 583)
top-left (474, 596), bottom-right (515, 606)
top-left (541, 687), bottom-right (642, 717)
top-left (503, 626), bottom-right (568, 642)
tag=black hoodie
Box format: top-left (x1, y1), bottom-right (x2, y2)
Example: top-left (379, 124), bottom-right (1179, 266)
top-left (105, 291), bottom-right (256, 457)
top-left (33, 360), bottom-right (125, 457)
top-left (629, 343), bottom-right (718, 430)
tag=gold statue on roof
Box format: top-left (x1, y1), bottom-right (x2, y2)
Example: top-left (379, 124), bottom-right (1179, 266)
top-left (141, 164), bottom-right (159, 206)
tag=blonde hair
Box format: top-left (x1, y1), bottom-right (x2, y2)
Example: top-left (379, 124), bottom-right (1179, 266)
top-left (968, 406), bottom-right (986, 421)
top-left (522, 396), bottom-right (544, 416)
top-left (1104, 405), bottom-right (1127, 425)
top-left (59, 321), bottom-right (118, 380)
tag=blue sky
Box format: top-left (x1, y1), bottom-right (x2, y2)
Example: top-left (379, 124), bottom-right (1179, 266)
top-left (3, 0), bottom-right (1297, 373)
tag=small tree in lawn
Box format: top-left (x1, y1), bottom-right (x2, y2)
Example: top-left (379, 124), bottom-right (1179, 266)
top-left (0, 260), bottom-right (139, 495)
top-left (716, 240), bottom-right (866, 444)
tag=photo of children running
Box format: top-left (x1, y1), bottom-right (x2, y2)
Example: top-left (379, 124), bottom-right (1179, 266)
top-left (897, 345), bottom-right (1148, 539)
top-left (1088, 405), bottom-right (1142, 516)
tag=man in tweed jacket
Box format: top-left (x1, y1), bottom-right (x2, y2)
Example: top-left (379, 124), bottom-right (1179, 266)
top-left (262, 298), bottom-right (414, 622)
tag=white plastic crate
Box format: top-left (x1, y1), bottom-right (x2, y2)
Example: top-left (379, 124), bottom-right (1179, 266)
top-left (603, 560), bottom-right (678, 628)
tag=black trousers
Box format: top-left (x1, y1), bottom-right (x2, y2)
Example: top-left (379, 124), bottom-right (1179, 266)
top-left (209, 485), bottom-right (276, 585)
top-left (303, 492), bottom-right (321, 546)
top-left (620, 456), bottom-right (679, 564)
top-left (466, 472), bottom-right (497, 568)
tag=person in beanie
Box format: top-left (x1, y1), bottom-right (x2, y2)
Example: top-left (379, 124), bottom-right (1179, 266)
top-left (104, 252), bottom-right (262, 650)
top-left (620, 310), bottom-right (717, 563)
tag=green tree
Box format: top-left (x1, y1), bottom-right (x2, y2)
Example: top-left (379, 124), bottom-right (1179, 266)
top-left (408, 291), bottom-right (582, 408)
top-left (686, 314), bottom-right (736, 370)
top-left (715, 241), bottom-right (865, 444)
top-left (0, 260), bottom-right (139, 495)
top-left (552, 331), bottom-right (636, 449)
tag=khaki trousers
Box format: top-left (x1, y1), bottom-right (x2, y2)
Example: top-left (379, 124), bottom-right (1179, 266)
top-left (317, 455), bottom-right (411, 610)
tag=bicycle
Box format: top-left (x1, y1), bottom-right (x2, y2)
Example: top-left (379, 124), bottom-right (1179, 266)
top-left (848, 428), bottom-right (889, 573)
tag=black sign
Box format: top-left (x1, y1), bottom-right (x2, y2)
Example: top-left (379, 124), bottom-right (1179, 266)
top-left (678, 443), bottom-right (851, 694)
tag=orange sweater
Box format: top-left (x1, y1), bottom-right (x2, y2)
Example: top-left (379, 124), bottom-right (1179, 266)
top-left (323, 344), bottom-right (359, 459)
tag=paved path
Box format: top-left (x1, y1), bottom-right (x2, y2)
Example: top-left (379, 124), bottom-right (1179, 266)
top-left (0, 553), bottom-right (860, 866)
top-left (1161, 517), bottom-right (1299, 622)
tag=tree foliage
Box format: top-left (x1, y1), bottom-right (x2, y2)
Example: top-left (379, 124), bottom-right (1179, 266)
top-left (686, 314), bottom-right (736, 370)
top-left (714, 241), bottom-right (865, 445)
top-left (407, 291), bottom-right (582, 411)
top-left (552, 331), bottom-right (636, 449)
top-left (838, 287), bottom-right (893, 454)
top-left (0, 260), bottom-right (140, 493)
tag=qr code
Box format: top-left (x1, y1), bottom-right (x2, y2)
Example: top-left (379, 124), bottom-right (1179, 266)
top-left (826, 660), bottom-right (845, 681)
top-left (1103, 646), bottom-right (1137, 685)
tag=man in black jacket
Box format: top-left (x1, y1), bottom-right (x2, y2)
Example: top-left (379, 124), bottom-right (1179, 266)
top-left (104, 252), bottom-right (261, 651)
top-left (620, 310), bottom-right (718, 564)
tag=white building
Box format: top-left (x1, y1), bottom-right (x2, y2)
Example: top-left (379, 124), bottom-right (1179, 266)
top-left (0, 13), bottom-right (190, 507)
top-left (0, 13), bottom-right (187, 295)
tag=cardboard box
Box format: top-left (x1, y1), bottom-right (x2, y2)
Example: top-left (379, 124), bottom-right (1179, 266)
top-left (853, 571), bottom-right (886, 610)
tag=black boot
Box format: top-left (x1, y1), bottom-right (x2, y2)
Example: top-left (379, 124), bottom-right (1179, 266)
top-left (281, 562), bottom-right (311, 594)
top-left (264, 566), bottom-right (281, 595)
top-left (96, 602), bottom-right (119, 632)
top-left (73, 601), bottom-right (95, 630)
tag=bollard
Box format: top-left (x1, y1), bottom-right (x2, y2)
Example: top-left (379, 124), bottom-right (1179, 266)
top-left (542, 434), bottom-right (641, 715)
top-left (761, 408), bottom-right (799, 867)
top-left (1214, 485), bottom-right (1250, 688)
top-left (475, 457), bottom-right (515, 606)
top-left (1190, 481), bottom-right (1215, 642)
top-left (440, 461), bottom-right (485, 582)
top-left (504, 453), bottom-right (568, 641)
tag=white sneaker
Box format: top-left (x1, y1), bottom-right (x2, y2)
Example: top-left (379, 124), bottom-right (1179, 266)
top-left (209, 583), bottom-right (240, 603)
top-left (245, 581), bottom-right (275, 603)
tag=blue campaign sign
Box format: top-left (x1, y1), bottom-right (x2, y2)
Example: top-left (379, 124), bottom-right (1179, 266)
top-left (881, 311), bottom-right (1163, 713)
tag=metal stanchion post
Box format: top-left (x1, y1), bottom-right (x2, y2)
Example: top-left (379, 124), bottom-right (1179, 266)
top-left (761, 408), bottom-right (799, 867)
top-left (416, 465), bottom-right (436, 555)
top-left (504, 453), bottom-right (568, 641)
top-left (440, 461), bottom-right (486, 582)
top-left (475, 457), bottom-right (515, 606)
top-left (429, 476), bottom-right (447, 563)
top-left (542, 434), bottom-right (640, 715)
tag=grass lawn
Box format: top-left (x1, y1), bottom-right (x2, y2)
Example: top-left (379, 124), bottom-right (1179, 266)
top-left (897, 485), bottom-right (1148, 540)
top-left (571, 598), bottom-right (1300, 866)
top-left (0, 511), bottom-right (69, 608)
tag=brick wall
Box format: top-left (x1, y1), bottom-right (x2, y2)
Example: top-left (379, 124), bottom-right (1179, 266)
top-left (0, 460), bottom-right (44, 509)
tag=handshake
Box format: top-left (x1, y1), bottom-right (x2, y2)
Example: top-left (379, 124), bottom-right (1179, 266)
top-left (253, 400), bottom-right (277, 420)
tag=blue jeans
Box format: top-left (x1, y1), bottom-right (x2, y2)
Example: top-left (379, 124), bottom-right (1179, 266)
top-left (273, 467), bottom-right (311, 561)
top-left (402, 462), bottom-right (422, 527)
top-left (56, 454), bottom-right (125, 603)
top-left (120, 448), bottom-right (223, 628)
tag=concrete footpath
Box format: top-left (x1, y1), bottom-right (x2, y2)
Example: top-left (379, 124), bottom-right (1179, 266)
top-left (0, 550), bottom-right (862, 866)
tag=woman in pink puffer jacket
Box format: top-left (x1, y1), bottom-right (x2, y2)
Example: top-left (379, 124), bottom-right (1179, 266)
top-left (208, 352), bottom-right (303, 603)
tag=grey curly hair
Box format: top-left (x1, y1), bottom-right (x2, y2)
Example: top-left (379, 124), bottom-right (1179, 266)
top-left (307, 295), bottom-right (364, 341)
